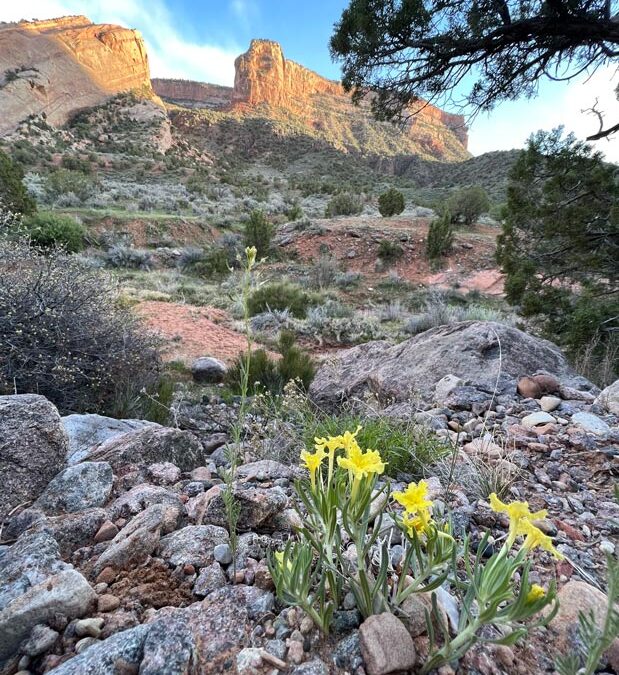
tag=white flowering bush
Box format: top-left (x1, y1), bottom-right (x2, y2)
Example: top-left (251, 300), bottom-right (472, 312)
top-left (0, 237), bottom-right (161, 414)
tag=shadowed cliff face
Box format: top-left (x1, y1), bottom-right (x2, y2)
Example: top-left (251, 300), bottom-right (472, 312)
top-left (154, 39), bottom-right (469, 161)
top-left (0, 15), bottom-right (159, 135)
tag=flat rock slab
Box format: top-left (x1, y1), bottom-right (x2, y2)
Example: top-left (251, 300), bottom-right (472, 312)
top-left (522, 411), bottom-right (556, 428)
top-left (84, 427), bottom-right (207, 473)
top-left (571, 412), bottom-right (611, 437)
top-left (63, 414), bottom-right (160, 464)
top-left (310, 321), bottom-right (583, 410)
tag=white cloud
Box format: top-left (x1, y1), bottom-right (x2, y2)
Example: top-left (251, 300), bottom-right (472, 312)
top-left (468, 66), bottom-right (619, 162)
top-left (0, 0), bottom-right (240, 85)
top-left (230, 0), bottom-right (259, 34)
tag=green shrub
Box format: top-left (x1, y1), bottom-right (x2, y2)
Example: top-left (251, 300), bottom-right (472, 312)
top-left (225, 331), bottom-right (314, 395)
top-left (248, 282), bottom-right (314, 318)
top-left (104, 245), bottom-right (152, 270)
top-left (447, 186), bottom-right (490, 225)
top-left (0, 238), bottom-right (161, 415)
top-left (24, 212), bottom-right (85, 252)
top-left (278, 331), bottom-right (315, 390)
top-left (377, 240), bottom-right (404, 262)
top-left (496, 129), bottom-right (618, 364)
top-left (60, 155), bottom-right (92, 174)
top-left (226, 349), bottom-right (280, 395)
top-left (46, 169), bottom-right (94, 202)
top-left (0, 150), bottom-right (36, 215)
top-left (378, 188), bottom-right (405, 217)
top-left (426, 210), bottom-right (454, 261)
top-left (287, 203), bottom-right (304, 221)
top-left (325, 192), bottom-right (364, 217)
top-left (243, 209), bottom-right (274, 258)
top-left (192, 247), bottom-right (230, 278)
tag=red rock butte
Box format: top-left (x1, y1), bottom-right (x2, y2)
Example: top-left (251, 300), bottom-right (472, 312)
top-left (153, 39), bottom-right (469, 160)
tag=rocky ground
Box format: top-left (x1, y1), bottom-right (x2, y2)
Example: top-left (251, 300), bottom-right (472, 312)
top-left (0, 321), bottom-right (617, 675)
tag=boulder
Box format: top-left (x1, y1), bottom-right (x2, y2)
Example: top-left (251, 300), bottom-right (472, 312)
top-left (595, 379), bottom-right (619, 415)
top-left (0, 395), bottom-right (68, 522)
top-left (359, 613), bottom-right (417, 675)
top-left (0, 569), bottom-right (96, 662)
top-left (34, 462), bottom-right (113, 515)
top-left (0, 531), bottom-right (68, 611)
top-left (309, 321), bottom-right (582, 410)
top-left (191, 356), bottom-right (227, 384)
top-left (46, 508), bottom-right (108, 558)
top-left (62, 414), bottom-right (160, 464)
top-left (84, 427), bottom-right (207, 472)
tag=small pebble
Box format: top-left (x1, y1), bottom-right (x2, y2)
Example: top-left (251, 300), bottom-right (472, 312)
top-left (214, 543), bottom-right (232, 565)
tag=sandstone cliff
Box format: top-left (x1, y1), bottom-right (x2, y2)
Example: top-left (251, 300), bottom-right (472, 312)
top-left (154, 39), bottom-right (468, 161)
top-left (0, 15), bottom-right (160, 135)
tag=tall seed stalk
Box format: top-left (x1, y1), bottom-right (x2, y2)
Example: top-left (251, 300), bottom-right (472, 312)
top-left (222, 246), bottom-right (257, 581)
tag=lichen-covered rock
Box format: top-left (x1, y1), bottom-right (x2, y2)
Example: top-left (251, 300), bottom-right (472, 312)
top-left (84, 427), bottom-right (207, 472)
top-left (309, 321), bottom-right (586, 410)
top-left (46, 508), bottom-right (108, 558)
top-left (0, 531), bottom-right (68, 611)
top-left (158, 525), bottom-right (229, 569)
top-left (0, 394), bottom-right (68, 522)
top-left (108, 484), bottom-right (183, 533)
top-left (46, 624), bottom-right (150, 674)
top-left (201, 485), bottom-right (288, 531)
top-left (34, 462), bottom-right (113, 515)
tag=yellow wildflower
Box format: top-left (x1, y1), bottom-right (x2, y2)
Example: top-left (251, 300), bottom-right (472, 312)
top-left (489, 493), bottom-right (548, 546)
top-left (393, 480), bottom-right (432, 514)
top-left (340, 426), bottom-right (362, 454)
top-left (526, 583), bottom-right (546, 603)
top-left (314, 434), bottom-right (344, 484)
top-left (300, 447), bottom-right (327, 488)
top-left (402, 507), bottom-right (433, 536)
top-left (337, 444), bottom-right (385, 481)
top-left (274, 550), bottom-right (293, 573)
top-left (519, 519), bottom-right (564, 559)
top-left (245, 246), bottom-right (257, 267)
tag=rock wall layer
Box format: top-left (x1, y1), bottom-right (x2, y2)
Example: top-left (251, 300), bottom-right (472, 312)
top-left (151, 78), bottom-right (233, 109)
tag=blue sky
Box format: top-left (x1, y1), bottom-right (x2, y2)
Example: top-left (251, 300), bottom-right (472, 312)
top-left (3, 0), bottom-right (618, 161)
